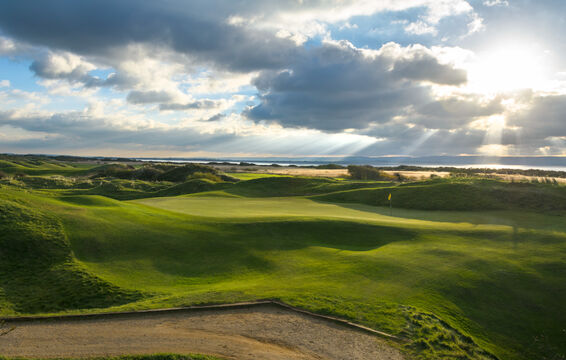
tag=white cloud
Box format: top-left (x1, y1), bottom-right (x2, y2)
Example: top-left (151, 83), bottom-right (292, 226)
top-left (0, 79), bottom-right (9, 87)
top-left (404, 21), bottom-right (438, 36)
top-left (483, 0), bottom-right (509, 7)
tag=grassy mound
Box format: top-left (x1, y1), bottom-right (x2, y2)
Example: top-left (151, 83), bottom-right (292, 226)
top-left (0, 195), bottom-right (143, 314)
top-left (153, 179), bottom-right (227, 197)
top-left (57, 195), bottom-right (124, 207)
top-left (227, 176), bottom-right (392, 197)
top-left (314, 178), bottom-right (566, 212)
top-left (0, 155), bottom-right (92, 176)
top-left (88, 163), bottom-right (238, 183)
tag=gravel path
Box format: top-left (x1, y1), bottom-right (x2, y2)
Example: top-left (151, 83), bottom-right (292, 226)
top-left (0, 304), bottom-right (404, 360)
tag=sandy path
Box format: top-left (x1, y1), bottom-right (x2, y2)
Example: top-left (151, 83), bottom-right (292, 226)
top-left (0, 304), bottom-right (404, 360)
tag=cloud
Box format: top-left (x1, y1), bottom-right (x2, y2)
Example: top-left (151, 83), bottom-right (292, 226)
top-left (507, 94), bottom-right (566, 142)
top-left (3, 0), bottom-right (566, 157)
top-left (409, 95), bottom-right (503, 129)
top-left (29, 52), bottom-right (101, 85)
top-left (483, 0), bottom-right (509, 7)
top-left (0, 35), bottom-right (34, 56)
top-left (0, 0), bottom-right (304, 73)
top-left (404, 21), bottom-right (438, 36)
top-left (0, 80), bottom-right (9, 87)
top-left (159, 100), bottom-right (224, 111)
top-left (126, 90), bottom-right (176, 105)
top-left (0, 109), bottom-right (378, 157)
top-left (246, 40), bottom-right (467, 131)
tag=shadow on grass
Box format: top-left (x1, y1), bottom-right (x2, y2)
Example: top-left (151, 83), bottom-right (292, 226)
top-left (315, 199), bottom-right (566, 234)
top-left (0, 198), bottom-right (143, 314)
top-left (71, 218), bottom-right (417, 279)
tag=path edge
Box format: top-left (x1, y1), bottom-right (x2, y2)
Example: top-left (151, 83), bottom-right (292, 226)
top-left (0, 300), bottom-right (403, 342)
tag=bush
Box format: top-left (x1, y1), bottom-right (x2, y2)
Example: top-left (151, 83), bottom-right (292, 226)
top-left (317, 163), bottom-right (346, 169)
top-left (0, 171), bottom-right (7, 180)
top-left (347, 165), bottom-right (396, 181)
top-left (188, 172), bottom-right (222, 182)
top-left (157, 164), bottom-right (220, 182)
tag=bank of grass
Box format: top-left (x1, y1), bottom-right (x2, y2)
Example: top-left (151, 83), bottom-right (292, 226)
top-left (0, 354), bottom-right (223, 360)
top-left (224, 172), bottom-right (283, 180)
top-left (1, 176), bottom-right (566, 360)
top-left (314, 177), bottom-right (566, 212)
top-left (0, 157), bottom-right (95, 176)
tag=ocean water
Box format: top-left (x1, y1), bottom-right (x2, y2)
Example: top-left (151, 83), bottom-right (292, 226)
top-left (137, 157), bottom-right (566, 172)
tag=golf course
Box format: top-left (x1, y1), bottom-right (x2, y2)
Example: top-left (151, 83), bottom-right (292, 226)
top-left (1, 155), bottom-right (565, 360)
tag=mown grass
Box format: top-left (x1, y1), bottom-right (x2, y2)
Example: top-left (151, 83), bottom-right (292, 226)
top-left (1, 174), bottom-right (566, 360)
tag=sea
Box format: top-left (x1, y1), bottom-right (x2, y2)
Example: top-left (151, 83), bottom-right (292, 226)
top-left (135, 156), bottom-right (566, 172)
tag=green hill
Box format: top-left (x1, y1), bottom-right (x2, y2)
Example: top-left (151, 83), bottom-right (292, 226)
top-left (0, 192), bottom-right (143, 313)
top-left (314, 178), bottom-right (566, 212)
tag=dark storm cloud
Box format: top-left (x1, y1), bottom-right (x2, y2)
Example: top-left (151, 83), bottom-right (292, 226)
top-left (354, 125), bottom-right (488, 156)
top-left (0, 0), bottom-right (302, 72)
top-left (392, 54), bottom-right (467, 85)
top-left (246, 41), bottom-right (467, 131)
top-left (410, 96), bottom-right (503, 129)
top-left (508, 94), bottom-right (566, 141)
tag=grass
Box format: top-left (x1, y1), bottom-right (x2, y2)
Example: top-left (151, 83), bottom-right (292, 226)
top-left (1, 172), bottom-right (566, 360)
top-left (314, 177), bottom-right (566, 212)
top-left (224, 172), bottom-right (283, 180)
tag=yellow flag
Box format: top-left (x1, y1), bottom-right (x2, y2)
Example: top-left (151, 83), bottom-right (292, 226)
top-left (388, 193), bottom-right (391, 201)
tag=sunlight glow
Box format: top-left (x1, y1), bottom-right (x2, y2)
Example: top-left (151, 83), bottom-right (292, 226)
top-left (467, 43), bottom-right (549, 93)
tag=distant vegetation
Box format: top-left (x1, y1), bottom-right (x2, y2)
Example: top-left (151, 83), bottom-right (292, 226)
top-left (380, 164), bottom-right (566, 179)
top-left (89, 163), bottom-right (238, 183)
top-left (347, 165), bottom-right (397, 181)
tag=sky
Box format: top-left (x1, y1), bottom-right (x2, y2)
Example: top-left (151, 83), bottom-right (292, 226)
top-left (1, 0), bottom-right (565, 158)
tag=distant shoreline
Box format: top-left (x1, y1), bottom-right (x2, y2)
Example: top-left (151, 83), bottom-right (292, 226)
top-left (137, 158), bottom-right (566, 172)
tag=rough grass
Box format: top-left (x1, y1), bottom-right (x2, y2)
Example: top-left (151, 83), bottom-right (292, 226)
top-left (0, 192), bottom-right (144, 314)
top-left (0, 157), bottom-right (94, 176)
top-left (1, 175), bottom-right (566, 360)
top-left (314, 177), bottom-right (566, 212)
top-left (225, 172), bottom-right (284, 180)
top-left (225, 176), bottom-right (392, 197)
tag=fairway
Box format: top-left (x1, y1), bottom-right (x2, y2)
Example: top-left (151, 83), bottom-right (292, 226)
top-left (135, 194), bottom-right (563, 232)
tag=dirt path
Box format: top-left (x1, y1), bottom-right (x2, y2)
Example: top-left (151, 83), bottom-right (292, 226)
top-left (0, 304), bottom-right (404, 360)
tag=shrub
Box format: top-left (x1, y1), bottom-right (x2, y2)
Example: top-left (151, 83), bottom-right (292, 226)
top-left (188, 172), bottom-right (222, 182)
top-left (157, 164), bottom-right (220, 182)
top-left (347, 165), bottom-right (396, 181)
top-left (317, 163), bottom-right (346, 169)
